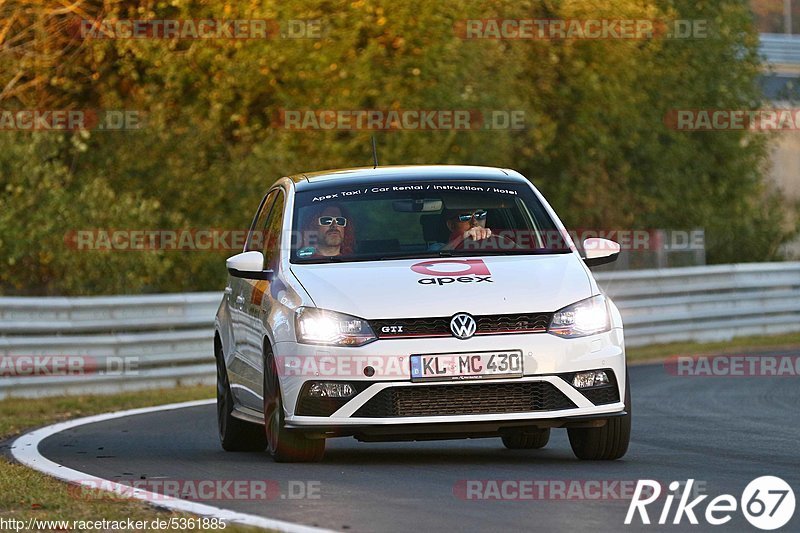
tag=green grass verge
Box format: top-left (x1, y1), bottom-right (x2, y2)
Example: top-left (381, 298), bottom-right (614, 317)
top-left (627, 331), bottom-right (800, 362)
top-left (1, 385), bottom-right (262, 532)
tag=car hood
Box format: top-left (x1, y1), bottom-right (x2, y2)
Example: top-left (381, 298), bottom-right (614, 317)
top-left (289, 254), bottom-right (592, 318)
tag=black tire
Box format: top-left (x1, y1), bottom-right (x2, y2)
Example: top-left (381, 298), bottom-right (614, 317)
top-left (264, 346), bottom-right (325, 462)
top-left (216, 342), bottom-right (266, 452)
top-left (568, 371), bottom-right (631, 460)
top-left (502, 428), bottom-right (550, 449)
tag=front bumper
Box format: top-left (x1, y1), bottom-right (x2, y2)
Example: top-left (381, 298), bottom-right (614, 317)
top-left (291, 410), bottom-right (629, 441)
top-left (273, 327), bottom-right (626, 430)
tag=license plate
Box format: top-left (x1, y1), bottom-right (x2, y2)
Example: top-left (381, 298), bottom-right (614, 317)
top-left (410, 351), bottom-right (523, 382)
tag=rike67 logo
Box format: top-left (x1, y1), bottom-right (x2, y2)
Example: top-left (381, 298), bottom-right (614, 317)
top-left (411, 259), bottom-right (493, 286)
top-left (626, 477), bottom-right (795, 530)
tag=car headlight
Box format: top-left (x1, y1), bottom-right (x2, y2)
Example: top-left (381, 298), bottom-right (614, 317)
top-left (295, 307), bottom-right (376, 346)
top-left (548, 295), bottom-right (611, 338)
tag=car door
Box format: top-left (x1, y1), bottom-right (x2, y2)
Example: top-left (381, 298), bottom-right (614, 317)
top-left (228, 189), bottom-right (277, 406)
top-left (236, 188), bottom-right (286, 411)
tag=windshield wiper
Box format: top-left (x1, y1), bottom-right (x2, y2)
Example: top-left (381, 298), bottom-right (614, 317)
top-left (293, 255), bottom-right (346, 263)
top-left (294, 248), bottom-right (570, 264)
top-left (445, 249), bottom-right (571, 256)
top-left (295, 252), bottom-right (446, 263)
top-left (373, 251), bottom-right (454, 261)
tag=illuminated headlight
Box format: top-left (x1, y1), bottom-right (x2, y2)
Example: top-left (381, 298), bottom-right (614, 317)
top-left (295, 307), bottom-right (376, 346)
top-left (549, 295), bottom-right (611, 338)
top-left (572, 370), bottom-right (610, 388)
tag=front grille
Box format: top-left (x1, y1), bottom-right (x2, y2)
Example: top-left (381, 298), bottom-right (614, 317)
top-left (372, 317), bottom-right (451, 338)
top-left (371, 313), bottom-right (552, 339)
top-left (476, 314), bottom-right (551, 334)
top-left (353, 381), bottom-right (576, 418)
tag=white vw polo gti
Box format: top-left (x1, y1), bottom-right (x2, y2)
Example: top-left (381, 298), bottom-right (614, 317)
top-left (215, 165), bottom-right (630, 462)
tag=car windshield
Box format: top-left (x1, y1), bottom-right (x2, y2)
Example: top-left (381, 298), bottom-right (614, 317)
top-left (290, 180), bottom-right (572, 264)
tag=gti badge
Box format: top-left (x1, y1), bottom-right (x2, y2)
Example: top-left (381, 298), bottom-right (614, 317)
top-left (450, 313), bottom-right (477, 339)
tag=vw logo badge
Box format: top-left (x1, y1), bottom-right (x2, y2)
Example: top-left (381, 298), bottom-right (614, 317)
top-left (450, 313), bottom-right (477, 340)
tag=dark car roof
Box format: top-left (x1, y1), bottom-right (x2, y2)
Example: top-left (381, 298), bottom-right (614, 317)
top-left (288, 165), bottom-right (527, 191)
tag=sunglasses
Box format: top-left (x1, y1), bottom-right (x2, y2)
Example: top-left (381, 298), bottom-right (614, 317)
top-left (454, 210), bottom-right (488, 222)
top-left (318, 216), bottom-right (347, 227)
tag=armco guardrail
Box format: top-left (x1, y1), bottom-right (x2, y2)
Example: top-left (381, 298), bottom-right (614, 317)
top-left (1, 263), bottom-right (799, 398)
top-left (760, 33), bottom-right (800, 67)
top-left (0, 293), bottom-right (221, 399)
top-left (598, 262), bottom-right (800, 345)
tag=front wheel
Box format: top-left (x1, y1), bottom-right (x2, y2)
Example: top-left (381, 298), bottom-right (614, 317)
top-left (568, 371), bottom-right (631, 460)
top-left (263, 347), bottom-right (325, 462)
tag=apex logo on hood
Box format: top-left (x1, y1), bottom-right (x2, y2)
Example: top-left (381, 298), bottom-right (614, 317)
top-left (411, 259), bottom-right (493, 286)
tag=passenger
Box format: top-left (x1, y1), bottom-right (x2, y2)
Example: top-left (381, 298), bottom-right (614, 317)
top-left (297, 204), bottom-right (356, 258)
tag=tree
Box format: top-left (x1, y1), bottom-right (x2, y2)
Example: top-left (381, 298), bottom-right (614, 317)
top-left (0, 0), bottom-right (793, 294)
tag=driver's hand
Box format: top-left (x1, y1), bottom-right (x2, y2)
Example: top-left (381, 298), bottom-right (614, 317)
top-left (463, 227), bottom-right (492, 241)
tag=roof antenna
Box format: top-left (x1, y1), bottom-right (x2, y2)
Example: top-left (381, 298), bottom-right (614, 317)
top-left (371, 135), bottom-right (379, 168)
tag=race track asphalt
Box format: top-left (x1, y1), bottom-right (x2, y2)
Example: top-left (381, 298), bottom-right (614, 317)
top-left (35, 358), bottom-right (800, 532)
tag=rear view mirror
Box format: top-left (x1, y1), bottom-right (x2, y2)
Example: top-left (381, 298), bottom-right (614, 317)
top-left (582, 238), bottom-right (620, 267)
top-left (226, 251), bottom-right (274, 280)
top-left (392, 198), bottom-right (443, 212)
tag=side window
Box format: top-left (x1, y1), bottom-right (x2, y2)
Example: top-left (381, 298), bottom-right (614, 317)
top-left (245, 190), bottom-right (277, 252)
top-left (262, 190), bottom-right (286, 271)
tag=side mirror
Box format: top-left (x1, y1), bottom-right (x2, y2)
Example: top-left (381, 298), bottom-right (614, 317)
top-left (582, 238), bottom-right (620, 267)
top-left (226, 251), bottom-right (274, 280)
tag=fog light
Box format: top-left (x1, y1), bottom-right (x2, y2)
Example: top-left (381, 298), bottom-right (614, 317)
top-left (307, 382), bottom-right (356, 398)
top-left (572, 370), bottom-right (609, 388)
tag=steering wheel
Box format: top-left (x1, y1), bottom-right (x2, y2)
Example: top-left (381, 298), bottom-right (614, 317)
top-left (454, 231), bottom-right (518, 251)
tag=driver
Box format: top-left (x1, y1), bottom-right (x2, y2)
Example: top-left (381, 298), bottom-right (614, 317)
top-left (442, 208), bottom-right (493, 250)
